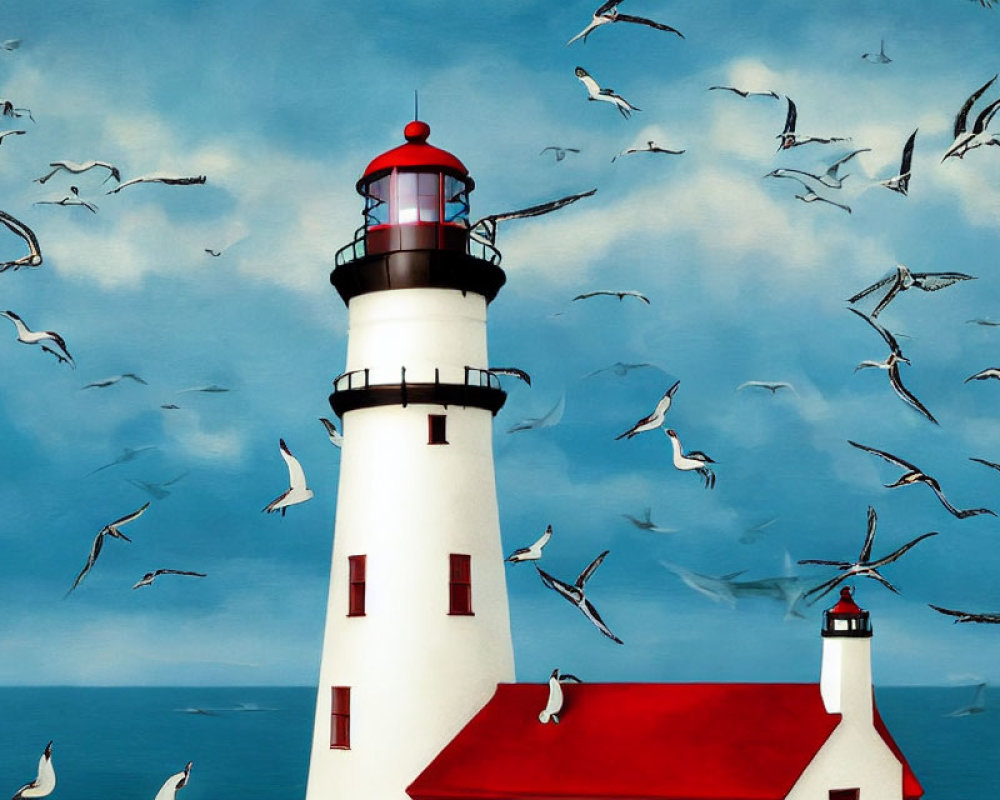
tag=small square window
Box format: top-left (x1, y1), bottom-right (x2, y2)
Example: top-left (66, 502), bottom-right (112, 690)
top-left (330, 686), bottom-right (350, 749)
top-left (449, 553), bottom-right (473, 615)
top-left (428, 414), bottom-right (448, 445)
top-left (829, 789), bottom-right (860, 800)
top-left (348, 555), bottom-right (366, 617)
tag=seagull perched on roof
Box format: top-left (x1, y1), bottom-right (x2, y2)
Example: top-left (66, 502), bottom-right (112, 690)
top-left (536, 551), bottom-right (623, 644)
top-left (776, 97), bottom-right (850, 150)
top-left (0, 210), bottom-right (42, 271)
top-left (133, 569), bottom-right (207, 589)
top-left (263, 439), bottom-right (314, 516)
top-left (573, 289), bottom-right (649, 303)
top-left (574, 66), bottom-right (640, 119)
top-left (107, 174), bottom-right (206, 194)
top-left (612, 140), bottom-right (685, 161)
top-left (11, 741), bottom-right (55, 800)
top-left (319, 417), bottom-right (344, 447)
top-left (34, 160), bottom-right (121, 184)
top-left (848, 440), bottom-right (996, 519)
top-left (539, 146), bottom-right (580, 162)
top-left (616, 380), bottom-right (680, 440)
top-left (566, 1), bottom-right (684, 45)
top-left (66, 503), bottom-right (149, 596)
top-left (850, 308), bottom-right (937, 425)
top-left (153, 762), bottom-right (192, 800)
top-left (877, 129), bottom-right (917, 196)
top-left (664, 428), bottom-right (716, 489)
top-left (470, 188), bottom-right (596, 246)
top-left (929, 605), bottom-right (1000, 624)
top-left (942, 74), bottom-right (1000, 161)
top-left (538, 668), bottom-right (582, 724)
top-left (798, 507), bottom-right (937, 602)
top-left (708, 85), bottom-right (778, 99)
top-left (505, 524), bottom-right (552, 563)
top-left (0, 309), bottom-right (73, 365)
top-left (861, 39), bottom-right (891, 63)
top-left (848, 263), bottom-right (975, 318)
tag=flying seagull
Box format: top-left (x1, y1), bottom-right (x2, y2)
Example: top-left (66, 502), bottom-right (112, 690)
top-left (861, 39), bottom-right (891, 63)
top-left (567, 1), bottom-right (684, 45)
top-left (1, 39), bottom-right (21, 51)
top-left (133, 569), bottom-right (207, 589)
top-left (35, 160), bottom-right (121, 184)
top-left (946, 682), bottom-right (987, 717)
top-left (178, 384), bottom-right (229, 394)
top-left (584, 361), bottom-right (655, 378)
top-left (573, 289), bottom-right (649, 303)
top-left (878, 129), bottom-right (917, 196)
top-left (621, 507), bottom-right (677, 533)
top-left (505, 524), bottom-right (552, 563)
top-left (848, 263), bottom-right (975, 318)
top-left (0, 100), bottom-right (33, 121)
top-left (536, 550), bottom-right (623, 644)
top-left (489, 367), bottom-right (532, 386)
top-left (538, 668), bottom-right (582, 724)
top-left (616, 380), bottom-right (680, 439)
top-left (965, 367), bottom-right (1000, 383)
top-left (794, 184), bottom-right (852, 213)
top-left (12, 741), bottom-right (55, 800)
top-left (776, 97), bottom-right (850, 150)
top-left (0, 210), bottom-right (42, 270)
top-left (942, 74), bottom-right (1000, 161)
top-left (507, 394), bottom-right (565, 433)
top-left (87, 445), bottom-right (156, 476)
top-left (35, 186), bottom-right (99, 213)
top-left (107, 174), bottom-right (206, 194)
top-left (929, 604), bottom-right (1000, 624)
top-left (263, 439), bottom-right (314, 515)
top-left (127, 472), bottom-right (189, 500)
top-left (66, 503), bottom-right (150, 596)
top-left (470, 188), bottom-right (596, 246)
top-left (850, 308), bottom-right (937, 425)
top-left (848, 439), bottom-right (996, 519)
top-left (664, 428), bottom-right (716, 489)
top-left (539, 146), bottom-right (580, 161)
top-left (0, 309), bottom-right (73, 365)
top-left (0, 129), bottom-right (26, 144)
top-left (574, 66), bottom-right (640, 119)
top-left (736, 380), bottom-right (795, 394)
top-left (970, 456), bottom-right (1000, 473)
top-left (612, 140), bottom-right (685, 161)
top-left (319, 417), bottom-right (344, 447)
top-left (798, 507), bottom-right (938, 602)
top-left (83, 373), bottom-right (147, 389)
top-left (153, 762), bottom-right (192, 800)
top-left (765, 148), bottom-right (870, 190)
top-left (708, 85), bottom-right (778, 99)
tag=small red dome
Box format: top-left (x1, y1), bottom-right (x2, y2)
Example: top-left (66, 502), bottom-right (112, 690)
top-left (360, 120), bottom-right (469, 185)
top-left (828, 586), bottom-right (865, 616)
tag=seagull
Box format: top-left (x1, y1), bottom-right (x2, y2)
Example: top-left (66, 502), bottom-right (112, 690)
top-left (262, 439), bottom-right (314, 516)
top-left (616, 380), bottom-right (680, 440)
top-left (35, 186), bottom-right (98, 213)
top-left (848, 439), bottom-right (996, 519)
top-left (566, 1), bottom-right (684, 45)
top-left (574, 66), bottom-right (640, 119)
top-left (965, 367), bottom-right (1000, 382)
top-left (66, 502), bottom-right (149, 596)
top-left (621, 507), bottom-right (677, 533)
top-left (539, 146), bottom-right (580, 162)
top-left (967, 317), bottom-right (1000, 326)
top-left (736, 380), bottom-right (795, 394)
top-left (794, 184), bottom-right (851, 213)
top-left (178, 384), bottom-right (229, 393)
top-left (205, 248), bottom-right (223, 257)
top-left (739, 517), bottom-right (778, 544)
top-left (319, 417), bottom-right (344, 447)
top-left (107, 174), bottom-right (206, 194)
top-left (127, 472), bottom-right (189, 500)
top-left (1, 39), bottom-right (21, 51)
top-left (877, 129), bottom-right (917, 196)
top-left (538, 668), bottom-right (582, 724)
top-left (584, 361), bottom-right (655, 378)
top-left (507, 394), bottom-right (565, 433)
top-left (850, 308), bottom-right (937, 425)
top-left (0, 100), bottom-right (33, 121)
top-left (0, 129), bottom-right (26, 144)
top-left (929, 604), bottom-right (1000, 624)
top-left (573, 289), bottom-right (649, 303)
top-left (848, 263), bottom-right (976, 318)
top-left (87, 445), bottom-right (156, 476)
top-left (776, 97), bottom-right (850, 150)
top-left (0, 210), bottom-right (42, 270)
top-left (0, 309), bottom-right (73, 365)
top-left (82, 373), bottom-right (147, 389)
top-left (708, 85), bottom-right (778, 99)
top-left (798, 508), bottom-right (937, 602)
top-left (942, 74), bottom-right (1000, 161)
top-left (765, 148), bottom-right (870, 190)
top-left (970, 456), bottom-right (1000, 473)
top-left (470, 188), bottom-right (596, 246)
top-left (612, 140), bottom-right (685, 161)
top-left (946, 682), bottom-right (987, 717)
top-left (133, 569), bottom-right (207, 589)
top-left (861, 39), bottom-right (891, 63)
top-left (536, 551), bottom-right (623, 643)
top-left (12, 741), bottom-right (55, 800)
top-left (153, 762), bottom-right (192, 800)
top-left (34, 160), bottom-right (121, 184)
top-left (505, 524), bottom-right (552, 563)
top-left (489, 367), bottom-right (532, 386)
top-left (664, 428), bottom-right (716, 489)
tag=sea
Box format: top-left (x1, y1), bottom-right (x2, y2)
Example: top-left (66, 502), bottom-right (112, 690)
top-left (0, 686), bottom-right (995, 799)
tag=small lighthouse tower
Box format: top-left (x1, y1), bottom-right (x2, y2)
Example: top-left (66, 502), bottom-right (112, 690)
top-left (305, 120), bottom-right (516, 800)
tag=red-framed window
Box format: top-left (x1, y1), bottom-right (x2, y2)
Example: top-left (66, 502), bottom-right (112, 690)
top-left (330, 686), bottom-right (350, 749)
top-left (348, 555), bottom-right (366, 617)
top-left (449, 553), bottom-right (473, 615)
top-left (829, 789), bottom-right (860, 800)
top-left (428, 414), bottom-right (448, 445)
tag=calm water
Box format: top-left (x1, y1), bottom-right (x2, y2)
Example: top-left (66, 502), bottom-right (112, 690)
top-left (0, 686), bottom-right (995, 799)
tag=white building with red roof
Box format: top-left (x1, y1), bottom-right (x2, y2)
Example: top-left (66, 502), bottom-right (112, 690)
top-left (305, 120), bottom-right (923, 800)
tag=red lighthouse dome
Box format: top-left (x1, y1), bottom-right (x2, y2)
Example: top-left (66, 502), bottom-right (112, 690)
top-left (360, 121), bottom-right (471, 186)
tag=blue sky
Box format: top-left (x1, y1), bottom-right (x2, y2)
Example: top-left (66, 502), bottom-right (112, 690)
top-left (1, 0), bottom-right (999, 689)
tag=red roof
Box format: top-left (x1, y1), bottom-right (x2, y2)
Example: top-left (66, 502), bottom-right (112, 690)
top-left (408, 682), bottom-right (842, 800)
top-left (361, 120), bottom-right (469, 183)
top-left (829, 587), bottom-right (865, 616)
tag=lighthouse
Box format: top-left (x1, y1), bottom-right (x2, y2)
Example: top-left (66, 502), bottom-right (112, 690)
top-left (304, 120), bottom-right (516, 800)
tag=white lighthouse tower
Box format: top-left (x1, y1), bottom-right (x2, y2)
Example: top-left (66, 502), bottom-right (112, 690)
top-left (304, 120), bottom-right (516, 800)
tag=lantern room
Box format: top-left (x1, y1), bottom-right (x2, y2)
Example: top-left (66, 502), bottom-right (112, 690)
top-left (357, 120), bottom-right (474, 255)
top-left (822, 587), bottom-right (872, 638)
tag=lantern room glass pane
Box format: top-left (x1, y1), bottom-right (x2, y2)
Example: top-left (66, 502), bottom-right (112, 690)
top-left (396, 172), bottom-right (419, 224)
top-left (365, 176), bottom-right (390, 227)
top-left (444, 176), bottom-right (469, 226)
top-left (417, 173), bottom-right (439, 222)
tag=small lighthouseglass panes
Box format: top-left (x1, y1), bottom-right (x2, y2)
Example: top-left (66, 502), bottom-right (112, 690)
top-left (444, 176), bottom-right (469, 225)
top-left (417, 173), bottom-right (440, 222)
top-left (364, 176), bottom-right (390, 227)
top-left (396, 172), bottom-right (419, 224)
